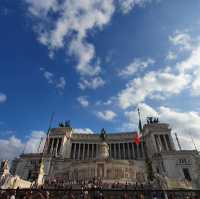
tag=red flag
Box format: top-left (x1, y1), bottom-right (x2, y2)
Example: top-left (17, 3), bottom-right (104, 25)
top-left (134, 133), bottom-right (141, 145)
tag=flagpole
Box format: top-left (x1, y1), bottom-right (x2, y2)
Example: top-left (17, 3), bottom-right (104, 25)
top-left (36, 112), bottom-right (55, 187)
top-left (42, 112), bottom-right (55, 154)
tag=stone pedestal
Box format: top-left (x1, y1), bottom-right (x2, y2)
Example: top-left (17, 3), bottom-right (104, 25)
top-left (0, 160), bottom-right (9, 178)
top-left (36, 159), bottom-right (45, 186)
top-left (98, 142), bottom-right (109, 160)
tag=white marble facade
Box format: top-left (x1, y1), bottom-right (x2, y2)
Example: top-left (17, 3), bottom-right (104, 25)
top-left (12, 122), bottom-right (200, 188)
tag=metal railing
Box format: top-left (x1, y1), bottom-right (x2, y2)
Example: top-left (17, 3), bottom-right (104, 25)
top-left (1, 188), bottom-right (200, 199)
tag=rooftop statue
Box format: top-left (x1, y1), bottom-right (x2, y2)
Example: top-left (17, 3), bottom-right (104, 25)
top-left (147, 117), bottom-right (159, 124)
top-left (100, 128), bottom-right (107, 141)
top-left (59, 120), bottom-right (72, 129)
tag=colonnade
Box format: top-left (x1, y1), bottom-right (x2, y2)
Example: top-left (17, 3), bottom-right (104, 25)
top-left (154, 134), bottom-right (172, 152)
top-left (70, 142), bottom-right (144, 160)
top-left (47, 137), bottom-right (62, 155)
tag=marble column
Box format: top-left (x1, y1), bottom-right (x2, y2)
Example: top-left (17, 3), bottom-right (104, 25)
top-left (50, 139), bottom-right (55, 154)
top-left (87, 144), bottom-right (90, 159)
top-left (73, 143), bottom-right (76, 159)
top-left (123, 143), bottom-right (126, 159)
top-left (92, 144), bottom-right (94, 159)
top-left (78, 143), bottom-right (81, 160)
top-left (164, 135), bottom-right (169, 151)
top-left (133, 143), bottom-right (137, 159)
top-left (136, 144), bottom-right (139, 159)
top-left (158, 135), bottom-right (163, 152)
top-left (127, 143), bottom-right (131, 159)
top-left (55, 138), bottom-right (59, 156)
top-left (82, 144), bottom-right (85, 160)
top-left (108, 144), bottom-right (111, 158)
top-left (141, 142), bottom-right (144, 158)
top-left (114, 143), bottom-right (117, 159)
top-left (131, 143), bottom-right (135, 159)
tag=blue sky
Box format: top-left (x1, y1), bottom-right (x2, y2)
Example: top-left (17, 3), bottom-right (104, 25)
top-left (1, 0), bottom-right (200, 160)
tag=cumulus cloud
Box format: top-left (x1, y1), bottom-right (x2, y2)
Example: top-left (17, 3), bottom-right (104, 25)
top-left (56, 77), bottom-right (66, 90)
top-left (175, 45), bottom-right (200, 96)
top-left (116, 31), bottom-right (200, 109)
top-left (118, 58), bottom-right (155, 77)
top-left (0, 93), bottom-right (7, 103)
top-left (118, 0), bottom-right (152, 14)
top-left (123, 103), bottom-right (158, 130)
top-left (0, 131), bottom-right (46, 161)
top-left (25, 0), bottom-right (154, 89)
top-left (118, 70), bottom-right (190, 109)
top-left (96, 110), bottom-right (116, 121)
top-left (79, 77), bottom-right (105, 90)
top-left (169, 31), bottom-right (193, 51)
top-left (0, 136), bottom-right (24, 161)
top-left (77, 96), bottom-right (89, 107)
top-left (166, 51), bottom-right (177, 61)
top-left (24, 130), bottom-right (46, 154)
top-left (74, 128), bottom-right (94, 134)
top-left (40, 68), bottom-right (66, 91)
top-left (25, 0), bottom-right (115, 86)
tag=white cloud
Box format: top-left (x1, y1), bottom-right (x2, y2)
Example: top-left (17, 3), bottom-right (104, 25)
top-left (69, 38), bottom-right (101, 76)
top-left (119, 58), bottom-right (155, 77)
top-left (77, 96), bottom-right (89, 107)
top-left (118, 70), bottom-right (190, 109)
top-left (118, 0), bottom-right (151, 14)
top-left (25, 0), bottom-right (59, 17)
top-left (96, 110), bottom-right (116, 121)
top-left (25, 0), bottom-right (154, 89)
top-left (24, 130), bottom-right (46, 154)
top-left (123, 103), bottom-right (158, 130)
top-left (79, 77), bottom-right (105, 90)
top-left (159, 106), bottom-right (200, 150)
top-left (25, 0), bottom-right (115, 78)
top-left (116, 31), bottom-right (200, 109)
top-left (40, 68), bottom-right (66, 91)
top-left (43, 71), bottom-right (54, 84)
top-left (0, 93), bottom-right (7, 103)
top-left (169, 31), bottom-right (193, 51)
top-left (74, 128), bottom-right (94, 134)
top-left (166, 51), bottom-right (177, 61)
top-left (56, 76), bottom-right (66, 90)
top-left (175, 43), bottom-right (200, 96)
top-left (0, 136), bottom-right (24, 161)
top-left (0, 131), bottom-right (46, 161)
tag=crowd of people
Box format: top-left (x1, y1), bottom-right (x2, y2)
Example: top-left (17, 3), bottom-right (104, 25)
top-left (0, 188), bottom-right (198, 199)
top-left (0, 179), bottom-right (199, 199)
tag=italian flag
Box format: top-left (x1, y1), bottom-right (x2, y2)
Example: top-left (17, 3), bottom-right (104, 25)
top-left (134, 133), bottom-right (141, 145)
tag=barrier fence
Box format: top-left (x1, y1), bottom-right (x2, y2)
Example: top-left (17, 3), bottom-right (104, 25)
top-left (1, 189), bottom-right (200, 199)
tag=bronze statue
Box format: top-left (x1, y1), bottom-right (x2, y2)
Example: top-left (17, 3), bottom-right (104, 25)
top-left (100, 128), bottom-right (107, 141)
top-left (59, 120), bottom-right (71, 128)
top-left (147, 117), bottom-right (159, 124)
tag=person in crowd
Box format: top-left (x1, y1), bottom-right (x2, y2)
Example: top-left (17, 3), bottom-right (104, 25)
top-left (10, 190), bottom-right (16, 199)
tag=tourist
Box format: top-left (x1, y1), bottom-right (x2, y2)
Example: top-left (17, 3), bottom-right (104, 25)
top-left (67, 189), bottom-right (75, 199)
top-left (122, 192), bottom-right (129, 199)
top-left (10, 190), bottom-right (16, 199)
top-left (139, 193), bottom-right (145, 199)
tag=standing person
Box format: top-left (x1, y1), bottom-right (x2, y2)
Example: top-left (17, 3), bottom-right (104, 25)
top-left (139, 193), bottom-right (145, 199)
top-left (99, 192), bottom-right (104, 199)
top-left (10, 190), bottom-right (16, 199)
top-left (122, 192), bottom-right (129, 199)
top-left (68, 189), bottom-right (75, 199)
